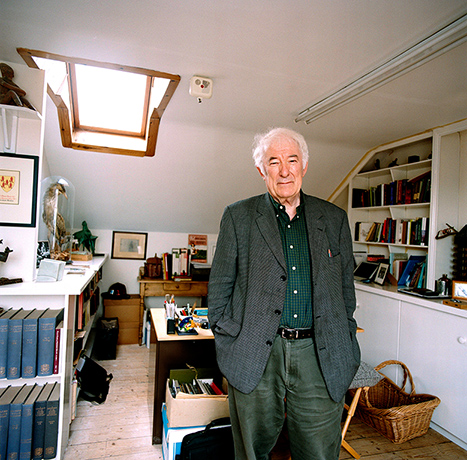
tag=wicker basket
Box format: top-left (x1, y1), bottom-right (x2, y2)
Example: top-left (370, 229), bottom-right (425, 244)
top-left (350, 360), bottom-right (440, 444)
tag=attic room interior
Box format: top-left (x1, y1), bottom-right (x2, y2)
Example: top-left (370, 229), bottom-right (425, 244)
top-left (1, 1), bottom-right (467, 459)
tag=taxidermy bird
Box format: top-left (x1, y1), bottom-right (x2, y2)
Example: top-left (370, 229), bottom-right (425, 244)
top-left (73, 221), bottom-right (97, 255)
top-left (42, 182), bottom-right (68, 256)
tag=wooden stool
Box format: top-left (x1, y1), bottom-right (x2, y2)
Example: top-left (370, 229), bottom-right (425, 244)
top-left (341, 361), bottom-right (383, 459)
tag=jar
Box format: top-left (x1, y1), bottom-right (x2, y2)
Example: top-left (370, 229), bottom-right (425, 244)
top-left (38, 176), bottom-right (75, 263)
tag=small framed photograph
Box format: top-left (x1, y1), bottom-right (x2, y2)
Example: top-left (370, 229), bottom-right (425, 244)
top-left (374, 263), bottom-right (389, 285)
top-left (452, 280), bottom-right (467, 301)
top-left (111, 231), bottom-right (147, 260)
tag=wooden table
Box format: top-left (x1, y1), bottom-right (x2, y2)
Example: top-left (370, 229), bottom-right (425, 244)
top-left (149, 308), bottom-right (217, 444)
top-left (137, 275), bottom-right (208, 344)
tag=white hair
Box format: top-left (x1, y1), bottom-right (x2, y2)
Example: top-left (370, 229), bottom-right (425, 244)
top-left (252, 127), bottom-right (309, 175)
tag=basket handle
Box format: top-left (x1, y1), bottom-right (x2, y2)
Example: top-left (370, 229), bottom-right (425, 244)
top-left (374, 360), bottom-right (416, 396)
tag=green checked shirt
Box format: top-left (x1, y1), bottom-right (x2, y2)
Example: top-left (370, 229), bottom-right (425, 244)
top-left (270, 193), bottom-right (313, 329)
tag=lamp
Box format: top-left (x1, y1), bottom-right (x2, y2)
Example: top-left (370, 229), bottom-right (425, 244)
top-left (295, 13), bottom-right (467, 125)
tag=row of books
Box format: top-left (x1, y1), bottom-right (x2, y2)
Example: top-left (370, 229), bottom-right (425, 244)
top-left (160, 247), bottom-right (209, 281)
top-left (355, 217), bottom-right (429, 246)
top-left (0, 308), bottom-right (63, 380)
top-left (0, 382), bottom-right (60, 460)
top-left (352, 171), bottom-right (431, 208)
top-left (170, 378), bottom-right (224, 398)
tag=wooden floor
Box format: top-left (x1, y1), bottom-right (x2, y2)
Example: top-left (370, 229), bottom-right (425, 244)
top-left (63, 344), bottom-right (467, 460)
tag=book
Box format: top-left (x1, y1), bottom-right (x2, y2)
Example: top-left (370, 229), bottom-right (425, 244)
top-left (37, 309), bottom-right (64, 377)
top-left (43, 383), bottom-right (60, 459)
top-left (32, 383), bottom-right (55, 460)
top-left (53, 321), bottom-right (63, 375)
top-left (7, 384), bottom-right (33, 460)
top-left (22, 309), bottom-right (44, 379)
top-left (0, 385), bottom-right (24, 459)
top-left (0, 309), bottom-right (15, 379)
top-left (19, 384), bottom-right (42, 460)
top-left (397, 255), bottom-right (426, 287)
top-left (7, 309), bottom-right (28, 380)
top-left (188, 234), bottom-right (208, 264)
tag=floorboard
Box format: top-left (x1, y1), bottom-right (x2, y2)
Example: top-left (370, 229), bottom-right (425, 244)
top-left (63, 344), bottom-right (467, 460)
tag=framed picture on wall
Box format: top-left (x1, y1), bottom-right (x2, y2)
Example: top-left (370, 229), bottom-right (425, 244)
top-left (0, 152), bottom-right (39, 227)
top-left (111, 231), bottom-right (148, 260)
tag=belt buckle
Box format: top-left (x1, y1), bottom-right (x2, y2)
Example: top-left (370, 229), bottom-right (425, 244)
top-left (281, 327), bottom-right (298, 339)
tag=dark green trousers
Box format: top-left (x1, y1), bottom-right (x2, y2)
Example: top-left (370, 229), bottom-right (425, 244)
top-left (228, 335), bottom-right (344, 460)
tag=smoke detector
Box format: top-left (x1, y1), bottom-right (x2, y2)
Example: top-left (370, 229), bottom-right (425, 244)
top-left (189, 76), bottom-right (213, 102)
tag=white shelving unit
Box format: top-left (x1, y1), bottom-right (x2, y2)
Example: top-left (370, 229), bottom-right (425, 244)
top-left (330, 118), bottom-right (467, 450)
top-left (0, 255), bottom-right (107, 459)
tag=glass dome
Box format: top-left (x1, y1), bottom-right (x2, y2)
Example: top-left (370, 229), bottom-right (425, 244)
top-left (38, 176), bottom-right (75, 263)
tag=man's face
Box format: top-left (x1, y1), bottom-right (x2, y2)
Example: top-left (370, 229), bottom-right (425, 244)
top-left (257, 138), bottom-right (308, 204)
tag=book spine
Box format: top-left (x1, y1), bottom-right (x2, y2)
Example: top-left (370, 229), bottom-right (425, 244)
top-left (0, 319), bottom-right (8, 379)
top-left (31, 400), bottom-right (46, 460)
top-left (53, 326), bottom-right (61, 375)
top-left (6, 401), bottom-right (22, 460)
top-left (22, 318), bottom-right (38, 379)
top-left (43, 392), bottom-right (59, 459)
top-left (7, 318), bottom-right (23, 379)
top-left (0, 402), bottom-right (10, 459)
top-left (19, 401), bottom-right (34, 460)
top-left (37, 319), bottom-right (56, 377)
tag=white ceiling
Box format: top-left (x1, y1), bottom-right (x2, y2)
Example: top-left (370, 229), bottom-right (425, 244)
top-left (1, 0), bottom-right (467, 234)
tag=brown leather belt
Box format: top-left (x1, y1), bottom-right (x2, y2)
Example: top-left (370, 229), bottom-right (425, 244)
top-left (277, 327), bottom-right (313, 340)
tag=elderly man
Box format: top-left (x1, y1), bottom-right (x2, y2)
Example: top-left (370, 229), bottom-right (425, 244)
top-left (208, 127), bottom-right (360, 460)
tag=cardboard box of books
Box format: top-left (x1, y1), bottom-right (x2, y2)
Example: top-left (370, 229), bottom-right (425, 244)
top-left (165, 368), bottom-right (229, 427)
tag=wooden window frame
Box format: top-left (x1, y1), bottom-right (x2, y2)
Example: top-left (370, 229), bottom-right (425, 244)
top-left (17, 48), bottom-right (180, 157)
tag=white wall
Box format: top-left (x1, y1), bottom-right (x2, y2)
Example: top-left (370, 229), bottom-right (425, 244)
top-left (91, 229), bottom-right (217, 303)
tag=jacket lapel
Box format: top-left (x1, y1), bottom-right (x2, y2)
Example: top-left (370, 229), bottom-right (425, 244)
top-left (304, 195), bottom-right (327, 276)
top-left (255, 194), bottom-right (286, 270)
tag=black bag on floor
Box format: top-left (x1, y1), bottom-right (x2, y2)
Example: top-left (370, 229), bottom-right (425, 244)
top-left (76, 354), bottom-right (113, 404)
top-left (176, 417), bottom-right (234, 460)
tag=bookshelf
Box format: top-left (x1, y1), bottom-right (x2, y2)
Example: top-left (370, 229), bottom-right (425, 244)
top-left (0, 255), bottom-right (107, 459)
top-left (329, 118), bottom-right (467, 449)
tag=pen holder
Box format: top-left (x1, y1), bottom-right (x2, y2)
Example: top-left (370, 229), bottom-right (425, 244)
top-left (166, 318), bottom-right (176, 334)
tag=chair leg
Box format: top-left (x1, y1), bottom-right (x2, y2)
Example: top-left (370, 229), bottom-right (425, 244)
top-left (341, 387), bottom-right (364, 459)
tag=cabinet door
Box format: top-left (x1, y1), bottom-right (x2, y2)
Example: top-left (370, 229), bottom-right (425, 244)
top-left (355, 289), bottom-right (400, 380)
top-left (399, 301), bottom-right (467, 445)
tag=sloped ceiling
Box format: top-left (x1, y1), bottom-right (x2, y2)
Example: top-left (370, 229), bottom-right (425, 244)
top-left (1, 0), bottom-right (467, 234)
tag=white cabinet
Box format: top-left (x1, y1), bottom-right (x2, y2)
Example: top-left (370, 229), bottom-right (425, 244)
top-left (354, 283), bottom-right (467, 449)
top-left (399, 299), bottom-right (467, 448)
top-left (0, 255), bottom-right (107, 459)
top-left (355, 288), bottom-right (400, 381)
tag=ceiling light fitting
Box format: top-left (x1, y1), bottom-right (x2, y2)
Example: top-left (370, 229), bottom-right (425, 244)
top-left (295, 13), bottom-right (467, 125)
top-left (189, 76), bottom-right (213, 103)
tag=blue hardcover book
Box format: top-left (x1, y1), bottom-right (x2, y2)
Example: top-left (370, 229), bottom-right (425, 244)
top-left (19, 384), bottom-right (42, 460)
top-left (32, 383), bottom-right (54, 460)
top-left (43, 383), bottom-right (60, 459)
top-left (7, 309), bottom-right (28, 380)
top-left (37, 309), bottom-right (64, 377)
top-left (7, 384), bottom-right (32, 460)
top-left (397, 255), bottom-right (426, 287)
top-left (0, 385), bottom-right (23, 460)
top-left (22, 310), bottom-right (44, 379)
top-left (0, 309), bottom-right (15, 379)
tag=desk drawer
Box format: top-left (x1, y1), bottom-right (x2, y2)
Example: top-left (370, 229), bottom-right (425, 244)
top-left (143, 282), bottom-right (208, 297)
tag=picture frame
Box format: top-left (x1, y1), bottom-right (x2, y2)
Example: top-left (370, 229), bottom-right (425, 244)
top-left (111, 231), bottom-right (148, 260)
top-left (374, 263), bottom-right (389, 285)
top-left (452, 280), bottom-right (467, 301)
top-left (0, 152), bottom-right (39, 227)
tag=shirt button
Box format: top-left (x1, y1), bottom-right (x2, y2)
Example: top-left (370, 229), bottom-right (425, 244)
top-left (293, 290), bottom-right (298, 294)
top-left (287, 225), bottom-right (291, 228)
top-left (294, 314), bottom-right (298, 318)
top-left (290, 245), bottom-right (293, 249)
top-left (292, 266), bottom-right (296, 270)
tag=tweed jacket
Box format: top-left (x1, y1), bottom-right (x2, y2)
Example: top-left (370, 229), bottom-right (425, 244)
top-left (208, 192), bottom-right (360, 402)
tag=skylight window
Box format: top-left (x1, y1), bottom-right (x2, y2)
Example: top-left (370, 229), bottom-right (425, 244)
top-left (17, 48), bottom-right (180, 157)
